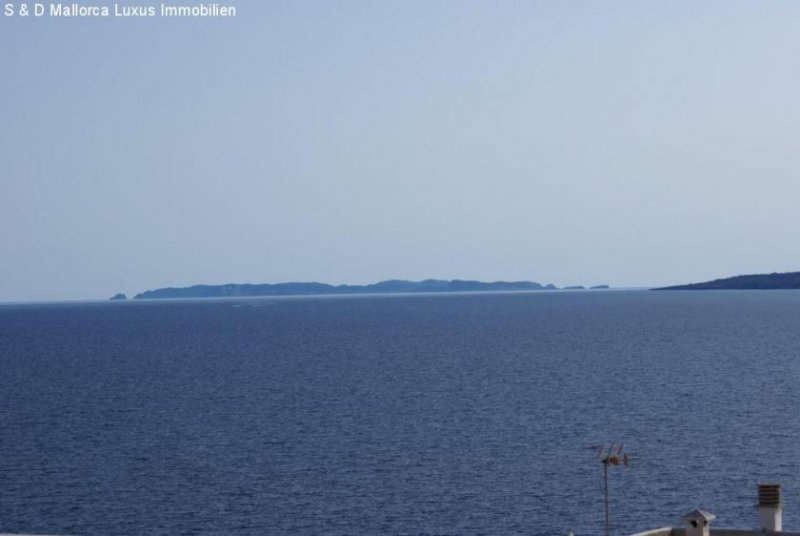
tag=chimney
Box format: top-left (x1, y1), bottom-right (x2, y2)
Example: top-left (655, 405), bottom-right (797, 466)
top-left (758, 483), bottom-right (782, 532)
top-left (682, 508), bottom-right (715, 536)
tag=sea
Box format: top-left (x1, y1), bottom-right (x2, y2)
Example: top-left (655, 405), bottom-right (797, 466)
top-left (2, 290), bottom-right (800, 535)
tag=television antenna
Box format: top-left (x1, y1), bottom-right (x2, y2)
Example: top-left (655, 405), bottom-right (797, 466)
top-left (596, 442), bottom-right (630, 536)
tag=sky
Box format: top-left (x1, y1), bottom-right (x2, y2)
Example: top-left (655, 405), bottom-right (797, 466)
top-left (2, 1), bottom-right (800, 301)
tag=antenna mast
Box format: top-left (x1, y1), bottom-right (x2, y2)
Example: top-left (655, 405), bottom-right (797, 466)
top-left (597, 442), bottom-right (630, 536)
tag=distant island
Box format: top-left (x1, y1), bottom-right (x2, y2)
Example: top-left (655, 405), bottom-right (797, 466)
top-left (134, 279), bottom-right (555, 299)
top-left (109, 293), bottom-right (127, 301)
top-left (130, 279), bottom-right (609, 300)
top-left (655, 271), bottom-right (800, 290)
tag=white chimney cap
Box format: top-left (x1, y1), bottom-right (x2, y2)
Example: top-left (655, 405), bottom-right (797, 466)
top-left (681, 509), bottom-right (716, 522)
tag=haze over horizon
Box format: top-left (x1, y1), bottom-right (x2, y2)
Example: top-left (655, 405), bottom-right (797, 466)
top-left (4, 1), bottom-right (800, 301)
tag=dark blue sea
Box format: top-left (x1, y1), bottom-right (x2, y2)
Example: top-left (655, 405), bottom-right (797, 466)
top-left (2, 290), bottom-right (800, 535)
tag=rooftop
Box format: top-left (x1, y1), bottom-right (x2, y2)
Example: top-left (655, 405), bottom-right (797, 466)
top-left (630, 483), bottom-right (796, 536)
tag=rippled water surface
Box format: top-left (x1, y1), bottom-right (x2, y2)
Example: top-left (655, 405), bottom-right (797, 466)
top-left (2, 291), bottom-right (800, 535)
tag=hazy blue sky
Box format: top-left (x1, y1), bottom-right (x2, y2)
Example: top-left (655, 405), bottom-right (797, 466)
top-left (3, 1), bottom-right (800, 301)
